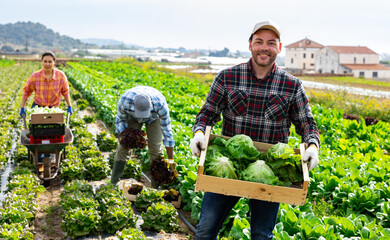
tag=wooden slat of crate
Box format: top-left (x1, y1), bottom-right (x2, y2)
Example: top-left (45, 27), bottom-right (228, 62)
top-left (195, 126), bottom-right (310, 206)
top-left (31, 113), bottom-right (64, 124)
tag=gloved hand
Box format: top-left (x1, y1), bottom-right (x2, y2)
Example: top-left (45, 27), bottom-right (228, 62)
top-left (19, 107), bottom-right (26, 118)
top-left (190, 131), bottom-right (206, 157)
top-left (303, 144), bottom-right (319, 171)
top-left (67, 106), bottom-right (73, 115)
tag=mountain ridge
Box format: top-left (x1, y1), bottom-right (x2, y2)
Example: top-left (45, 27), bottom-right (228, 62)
top-left (0, 21), bottom-right (96, 52)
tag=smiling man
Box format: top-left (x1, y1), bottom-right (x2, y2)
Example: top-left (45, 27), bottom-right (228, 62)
top-left (190, 20), bottom-right (320, 240)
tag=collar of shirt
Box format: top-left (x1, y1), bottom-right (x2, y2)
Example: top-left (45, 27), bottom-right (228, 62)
top-left (247, 58), bottom-right (277, 81)
top-left (41, 69), bottom-right (56, 82)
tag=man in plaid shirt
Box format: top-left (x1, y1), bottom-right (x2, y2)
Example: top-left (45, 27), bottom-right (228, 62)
top-left (190, 20), bottom-right (320, 240)
top-left (110, 86), bottom-right (175, 186)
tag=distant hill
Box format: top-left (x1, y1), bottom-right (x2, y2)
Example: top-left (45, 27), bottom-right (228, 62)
top-left (81, 38), bottom-right (123, 47)
top-left (0, 21), bottom-right (96, 52)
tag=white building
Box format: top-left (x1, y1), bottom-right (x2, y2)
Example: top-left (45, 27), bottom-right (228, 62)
top-left (315, 46), bottom-right (390, 79)
top-left (285, 38), bottom-right (324, 74)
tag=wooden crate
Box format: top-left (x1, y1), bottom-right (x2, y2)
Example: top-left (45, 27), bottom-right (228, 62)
top-left (30, 113), bottom-right (64, 124)
top-left (195, 126), bottom-right (310, 205)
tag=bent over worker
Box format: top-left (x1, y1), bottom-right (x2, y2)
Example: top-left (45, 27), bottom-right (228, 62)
top-left (110, 86), bottom-right (175, 186)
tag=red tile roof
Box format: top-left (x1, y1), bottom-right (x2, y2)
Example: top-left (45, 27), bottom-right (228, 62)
top-left (342, 64), bottom-right (390, 70)
top-left (328, 46), bottom-right (377, 55)
top-left (285, 38), bottom-right (324, 48)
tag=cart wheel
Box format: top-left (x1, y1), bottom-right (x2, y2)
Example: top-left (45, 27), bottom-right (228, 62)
top-left (43, 156), bottom-right (51, 179)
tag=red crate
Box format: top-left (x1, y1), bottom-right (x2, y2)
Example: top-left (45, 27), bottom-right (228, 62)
top-left (30, 135), bottom-right (64, 144)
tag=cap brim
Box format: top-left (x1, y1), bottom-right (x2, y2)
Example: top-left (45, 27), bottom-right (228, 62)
top-left (251, 25), bottom-right (280, 39)
top-left (135, 110), bottom-right (151, 119)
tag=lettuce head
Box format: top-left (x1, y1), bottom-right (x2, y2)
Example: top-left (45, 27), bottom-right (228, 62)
top-left (266, 142), bottom-right (303, 185)
top-left (225, 135), bottom-right (260, 161)
top-left (242, 160), bottom-right (279, 185)
top-left (205, 145), bottom-right (238, 179)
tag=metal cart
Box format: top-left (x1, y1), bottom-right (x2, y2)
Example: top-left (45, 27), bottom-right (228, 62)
top-left (20, 114), bottom-right (73, 187)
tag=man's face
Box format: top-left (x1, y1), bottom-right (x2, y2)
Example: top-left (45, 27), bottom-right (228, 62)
top-left (249, 29), bottom-right (281, 68)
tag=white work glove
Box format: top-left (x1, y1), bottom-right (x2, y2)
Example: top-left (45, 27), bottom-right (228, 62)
top-left (303, 145), bottom-right (319, 171)
top-left (190, 131), bottom-right (206, 157)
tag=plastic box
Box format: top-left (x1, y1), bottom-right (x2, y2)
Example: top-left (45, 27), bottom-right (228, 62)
top-left (30, 124), bottom-right (65, 136)
top-left (30, 135), bottom-right (65, 144)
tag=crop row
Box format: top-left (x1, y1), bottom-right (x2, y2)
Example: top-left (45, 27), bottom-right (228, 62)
top-left (0, 61), bottom-right (44, 239)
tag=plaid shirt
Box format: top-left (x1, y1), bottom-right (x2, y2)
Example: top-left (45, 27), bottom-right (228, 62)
top-left (193, 59), bottom-right (320, 148)
top-left (116, 86), bottom-right (175, 148)
top-left (22, 69), bottom-right (70, 107)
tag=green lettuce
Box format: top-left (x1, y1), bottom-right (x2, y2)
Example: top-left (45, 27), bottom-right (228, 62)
top-left (205, 145), bottom-right (238, 179)
top-left (266, 143), bottom-right (303, 185)
top-left (225, 134), bottom-right (260, 161)
top-left (242, 160), bottom-right (280, 185)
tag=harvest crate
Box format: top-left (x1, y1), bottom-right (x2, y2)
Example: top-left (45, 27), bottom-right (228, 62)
top-left (30, 135), bottom-right (65, 144)
top-left (30, 113), bottom-right (64, 124)
top-left (195, 126), bottom-right (310, 205)
top-left (30, 124), bottom-right (65, 136)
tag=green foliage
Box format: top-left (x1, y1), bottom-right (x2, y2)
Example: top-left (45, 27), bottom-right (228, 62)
top-left (95, 184), bottom-right (137, 234)
top-left (76, 98), bottom-right (89, 110)
top-left (205, 145), bottom-right (238, 179)
top-left (83, 156), bottom-right (110, 181)
top-left (116, 228), bottom-right (147, 240)
top-left (141, 202), bottom-right (180, 232)
top-left (83, 115), bottom-right (95, 123)
top-left (61, 207), bottom-right (101, 238)
top-left (134, 187), bottom-right (164, 210)
top-left (241, 160), bottom-right (279, 185)
top-left (96, 131), bottom-right (117, 152)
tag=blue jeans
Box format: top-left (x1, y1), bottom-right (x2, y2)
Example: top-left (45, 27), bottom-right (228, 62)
top-left (195, 192), bottom-right (279, 240)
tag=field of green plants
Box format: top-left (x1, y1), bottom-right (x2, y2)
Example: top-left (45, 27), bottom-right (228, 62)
top-left (1, 58), bottom-right (390, 239)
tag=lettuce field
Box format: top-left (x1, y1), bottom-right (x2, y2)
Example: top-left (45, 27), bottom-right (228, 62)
top-left (1, 58), bottom-right (390, 239)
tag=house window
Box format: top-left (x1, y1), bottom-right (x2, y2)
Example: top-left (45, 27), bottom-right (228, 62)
top-left (373, 72), bottom-right (378, 78)
top-left (311, 53), bottom-right (314, 58)
top-left (363, 58), bottom-right (366, 64)
top-left (343, 71), bottom-right (348, 74)
top-left (359, 72), bottom-right (365, 77)
top-left (303, 63), bottom-right (306, 69)
top-left (303, 53), bottom-right (306, 58)
top-left (354, 57), bottom-right (357, 64)
top-left (331, 70), bottom-right (334, 74)
top-left (291, 58), bottom-right (294, 64)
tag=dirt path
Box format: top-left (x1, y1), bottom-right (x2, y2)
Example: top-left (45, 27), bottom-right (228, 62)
top-left (33, 179), bottom-right (65, 240)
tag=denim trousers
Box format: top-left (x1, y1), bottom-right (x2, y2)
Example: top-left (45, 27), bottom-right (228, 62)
top-left (195, 192), bottom-right (280, 240)
top-left (114, 116), bottom-right (163, 163)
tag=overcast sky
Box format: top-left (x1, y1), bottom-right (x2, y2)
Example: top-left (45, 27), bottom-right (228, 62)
top-left (1, 0), bottom-right (389, 56)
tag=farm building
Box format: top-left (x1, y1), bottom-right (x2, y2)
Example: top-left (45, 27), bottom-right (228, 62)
top-left (284, 38), bottom-right (324, 74)
top-left (315, 46), bottom-right (390, 79)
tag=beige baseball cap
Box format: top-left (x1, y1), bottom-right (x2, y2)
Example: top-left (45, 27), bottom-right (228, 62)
top-left (250, 20), bottom-right (281, 39)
